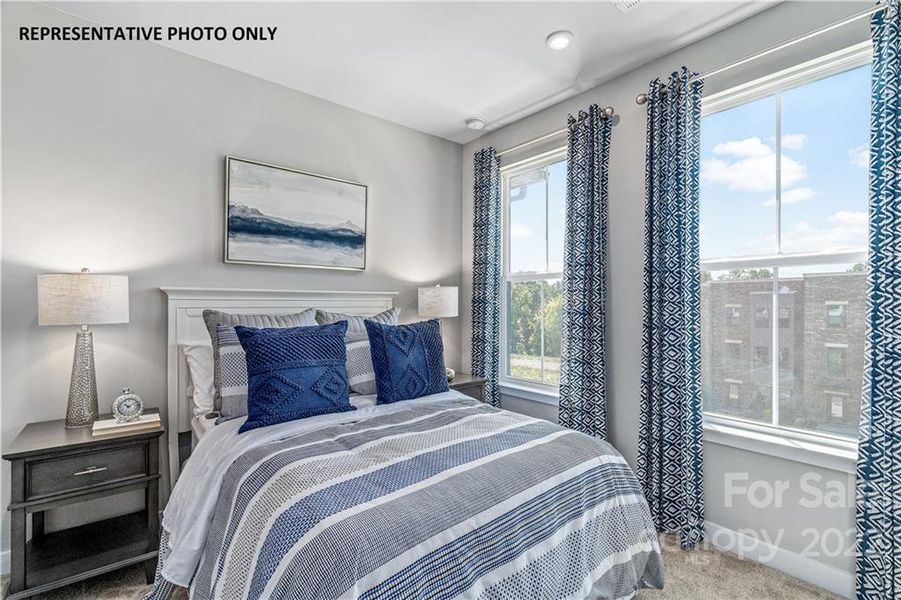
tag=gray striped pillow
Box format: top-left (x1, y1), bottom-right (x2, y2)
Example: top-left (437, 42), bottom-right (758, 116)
top-left (316, 307), bottom-right (400, 394)
top-left (203, 309), bottom-right (317, 411)
top-left (215, 326), bottom-right (250, 421)
top-left (315, 307), bottom-right (400, 342)
top-left (345, 339), bottom-right (377, 395)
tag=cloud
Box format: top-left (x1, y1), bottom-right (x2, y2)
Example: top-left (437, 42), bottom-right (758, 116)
top-left (780, 134), bottom-right (807, 151)
top-left (760, 186), bottom-right (816, 207)
top-left (703, 137), bottom-right (807, 192)
top-left (510, 222), bottom-right (534, 238)
top-left (702, 153), bottom-right (806, 193)
top-left (849, 145), bottom-right (869, 168)
top-left (780, 210), bottom-right (868, 252)
top-left (830, 210), bottom-right (868, 228)
top-left (736, 210), bottom-right (869, 256)
top-left (712, 137), bottom-right (772, 158)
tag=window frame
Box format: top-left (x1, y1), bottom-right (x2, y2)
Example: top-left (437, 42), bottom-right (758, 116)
top-left (825, 344), bottom-right (849, 378)
top-left (826, 301), bottom-right (848, 328)
top-left (725, 304), bottom-right (742, 326)
top-left (700, 42), bottom-right (870, 466)
top-left (498, 147), bottom-right (568, 402)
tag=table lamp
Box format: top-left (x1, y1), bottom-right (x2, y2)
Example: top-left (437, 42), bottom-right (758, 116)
top-left (38, 268), bottom-right (129, 428)
top-left (418, 285), bottom-right (458, 380)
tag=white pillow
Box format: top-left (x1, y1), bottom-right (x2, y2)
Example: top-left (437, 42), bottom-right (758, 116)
top-left (181, 343), bottom-right (215, 415)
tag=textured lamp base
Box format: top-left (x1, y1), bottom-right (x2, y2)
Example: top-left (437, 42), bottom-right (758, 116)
top-left (66, 326), bottom-right (99, 428)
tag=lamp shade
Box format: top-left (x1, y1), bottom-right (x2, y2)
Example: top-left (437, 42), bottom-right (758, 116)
top-left (418, 285), bottom-right (458, 318)
top-left (38, 271), bottom-right (129, 326)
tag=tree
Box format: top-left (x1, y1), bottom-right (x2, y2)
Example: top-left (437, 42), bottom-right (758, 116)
top-left (508, 280), bottom-right (564, 358)
top-left (717, 268), bottom-right (773, 281)
top-left (509, 282), bottom-right (541, 356)
top-left (543, 281), bottom-right (563, 357)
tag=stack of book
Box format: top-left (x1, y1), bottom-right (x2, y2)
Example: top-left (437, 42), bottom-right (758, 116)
top-left (92, 413), bottom-right (161, 436)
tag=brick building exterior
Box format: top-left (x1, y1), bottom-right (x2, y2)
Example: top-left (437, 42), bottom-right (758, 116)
top-left (700, 269), bottom-right (865, 438)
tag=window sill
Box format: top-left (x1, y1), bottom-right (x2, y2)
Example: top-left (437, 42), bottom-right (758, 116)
top-left (498, 380), bottom-right (560, 406)
top-left (499, 386), bottom-right (857, 472)
top-left (704, 416), bottom-right (857, 473)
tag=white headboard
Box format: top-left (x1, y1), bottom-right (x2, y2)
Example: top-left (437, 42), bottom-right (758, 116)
top-left (161, 287), bottom-right (398, 490)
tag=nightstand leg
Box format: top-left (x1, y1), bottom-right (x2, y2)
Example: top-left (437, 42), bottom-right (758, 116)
top-left (9, 507), bottom-right (25, 594)
top-left (144, 558), bottom-right (157, 584)
top-left (9, 460), bottom-right (26, 594)
top-left (146, 437), bottom-right (160, 584)
top-left (145, 479), bottom-right (160, 584)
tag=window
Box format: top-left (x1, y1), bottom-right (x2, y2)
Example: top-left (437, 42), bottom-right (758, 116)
top-left (827, 302), bottom-right (847, 327)
top-left (754, 345), bottom-right (770, 366)
top-left (726, 340), bottom-right (742, 359)
top-left (754, 306), bottom-right (770, 328)
top-left (501, 151), bottom-right (566, 388)
top-left (700, 47), bottom-right (869, 440)
top-left (827, 392), bottom-right (849, 419)
top-left (830, 397), bottom-right (844, 418)
top-left (725, 305), bottom-right (741, 326)
top-left (779, 347), bottom-right (791, 371)
top-left (826, 345), bottom-right (848, 377)
top-left (779, 307), bottom-right (791, 329)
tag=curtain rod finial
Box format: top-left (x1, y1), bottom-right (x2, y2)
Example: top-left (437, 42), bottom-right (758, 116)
top-left (603, 106), bottom-right (615, 118)
top-left (635, 93), bottom-right (648, 105)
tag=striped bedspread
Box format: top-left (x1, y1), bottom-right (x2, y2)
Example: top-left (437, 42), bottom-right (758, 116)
top-left (148, 392), bottom-right (663, 599)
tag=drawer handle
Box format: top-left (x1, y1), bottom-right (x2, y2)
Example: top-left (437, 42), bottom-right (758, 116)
top-left (73, 466), bottom-right (108, 476)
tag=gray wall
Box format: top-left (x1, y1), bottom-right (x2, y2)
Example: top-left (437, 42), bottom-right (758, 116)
top-left (1, 0), bottom-right (462, 559)
top-left (461, 1), bottom-right (867, 587)
top-left (0, 0), bottom-right (870, 590)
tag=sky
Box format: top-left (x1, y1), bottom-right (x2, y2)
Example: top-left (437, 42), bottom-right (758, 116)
top-left (508, 159), bottom-right (567, 274)
top-left (507, 64), bottom-right (871, 276)
top-left (700, 64), bottom-right (870, 261)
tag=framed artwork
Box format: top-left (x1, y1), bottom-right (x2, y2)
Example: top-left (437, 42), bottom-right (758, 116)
top-left (225, 156), bottom-right (367, 270)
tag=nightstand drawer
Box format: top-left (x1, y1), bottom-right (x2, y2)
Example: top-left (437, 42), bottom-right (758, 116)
top-left (27, 444), bottom-right (147, 499)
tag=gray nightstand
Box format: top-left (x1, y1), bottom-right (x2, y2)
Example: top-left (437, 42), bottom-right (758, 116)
top-left (449, 373), bottom-right (487, 402)
top-left (2, 410), bottom-right (164, 599)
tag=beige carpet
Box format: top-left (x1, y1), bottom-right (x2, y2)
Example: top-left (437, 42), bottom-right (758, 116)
top-left (0, 541), bottom-right (842, 599)
top-left (638, 538), bottom-right (842, 600)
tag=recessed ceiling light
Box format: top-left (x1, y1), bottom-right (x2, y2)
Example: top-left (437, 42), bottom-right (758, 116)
top-left (465, 118), bottom-right (485, 131)
top-left (546, 30), bottom-right (573, 50)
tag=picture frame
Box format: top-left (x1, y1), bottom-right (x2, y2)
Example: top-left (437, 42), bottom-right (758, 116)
top-left (224, 156), bottom-right (368, 270)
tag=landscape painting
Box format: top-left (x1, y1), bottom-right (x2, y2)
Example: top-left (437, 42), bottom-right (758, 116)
top-left (225, 157), bottom-right (367, 270)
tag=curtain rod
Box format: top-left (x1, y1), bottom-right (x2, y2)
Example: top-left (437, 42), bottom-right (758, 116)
top-left (495, 106), bottom-right (615, 157)
top-left (635, 3), bottom-right (886, 105)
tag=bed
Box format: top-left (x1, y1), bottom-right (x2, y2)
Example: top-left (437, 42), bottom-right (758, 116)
top-left (153, 288), bottom-right (664, 599)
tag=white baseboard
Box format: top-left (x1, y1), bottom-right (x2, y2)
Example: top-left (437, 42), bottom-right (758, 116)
top-left (705, 521), bottom-right (853, 599)
top-left (0, 549), bottom-right (8, 576)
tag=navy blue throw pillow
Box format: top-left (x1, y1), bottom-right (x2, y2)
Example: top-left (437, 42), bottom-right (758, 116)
top-left (234, 321), bottom-right (355, 433)
top-left (365, 318), bottom-right (449, 404)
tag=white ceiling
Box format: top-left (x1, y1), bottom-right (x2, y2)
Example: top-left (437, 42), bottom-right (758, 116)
top-left (47, 2), bottom-right (774, 143)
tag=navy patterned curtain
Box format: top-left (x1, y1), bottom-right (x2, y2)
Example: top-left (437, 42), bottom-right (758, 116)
top-left (857, 6), bottom-right (901, 598)
top-left (471, 147), bottom-right (501, 407)
top-left (558, 104), bottom-right (612, 438)
top-left (637, 68), bottom-right (705, 548)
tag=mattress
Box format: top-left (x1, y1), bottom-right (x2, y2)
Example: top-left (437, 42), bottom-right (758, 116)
top-left (149, 390), bottom-right (663, 599)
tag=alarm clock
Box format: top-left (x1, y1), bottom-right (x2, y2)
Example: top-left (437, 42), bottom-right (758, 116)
top-left (112, 388), bottom-right (144, 423)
